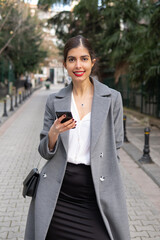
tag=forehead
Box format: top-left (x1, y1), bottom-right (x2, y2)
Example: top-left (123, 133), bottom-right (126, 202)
top-left (67, 45), bottom-right (90, 58)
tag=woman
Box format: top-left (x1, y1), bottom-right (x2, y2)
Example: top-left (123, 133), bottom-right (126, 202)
top-left (25, 35), bottom-right (130, 240)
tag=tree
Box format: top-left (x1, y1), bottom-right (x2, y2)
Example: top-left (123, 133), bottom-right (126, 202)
top-left (40, 0), bottom-right (160, 87)
top-left (48, 0), bottom-right (104, 78)
top-left (128, 2), bottom-right (160, 90)
top-left (0, 0), bottom-right (47, 83)
top-left (0, 0), bottom-right (21, 56)
top-left (6, 14), bottom-right (47, 78)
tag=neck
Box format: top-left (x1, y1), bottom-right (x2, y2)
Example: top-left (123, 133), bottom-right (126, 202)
top-left (72, 78), bottom-right (93, 97)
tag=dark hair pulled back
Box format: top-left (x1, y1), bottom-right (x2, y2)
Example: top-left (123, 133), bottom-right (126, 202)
top-left (64, 35), bottom-right (95, 62)
top-left (63, 35), bottom-right (98, 75)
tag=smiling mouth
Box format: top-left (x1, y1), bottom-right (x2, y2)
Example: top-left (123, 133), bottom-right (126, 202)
top-left (73, 71), bottom-right (85, 77)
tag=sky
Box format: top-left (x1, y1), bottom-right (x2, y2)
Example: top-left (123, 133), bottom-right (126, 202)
top-left (24, 0), bottom-right (71, 11)
top-left (24, 0), bottom-right (38, 4)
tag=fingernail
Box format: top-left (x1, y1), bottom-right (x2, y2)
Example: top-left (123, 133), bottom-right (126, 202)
top-left (63, 114), bottom-right (66, 117)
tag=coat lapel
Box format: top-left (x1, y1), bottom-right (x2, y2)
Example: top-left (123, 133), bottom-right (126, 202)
top-left (53, 79), bottom-right (111, 155)
top-left (90, 78), bottom-right (111, 154)
top-left (54, 84), bottom-right (72, 153)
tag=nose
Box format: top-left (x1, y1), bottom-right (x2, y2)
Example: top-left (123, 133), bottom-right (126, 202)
top-left (75, 59), bottom-right (81, 69)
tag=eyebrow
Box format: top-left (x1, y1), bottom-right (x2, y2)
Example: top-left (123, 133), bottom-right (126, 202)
top-left (67, 55), bottom-right (90, 58)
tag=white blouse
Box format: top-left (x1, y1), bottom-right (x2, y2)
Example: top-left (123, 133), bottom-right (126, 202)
top-left (67, 93), bottom-right (91, 165)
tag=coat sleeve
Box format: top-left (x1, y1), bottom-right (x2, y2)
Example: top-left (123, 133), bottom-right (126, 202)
top-left (38, 94), bottom-right (59, 160)
top-left (113, 92), bottom-right (124, 160)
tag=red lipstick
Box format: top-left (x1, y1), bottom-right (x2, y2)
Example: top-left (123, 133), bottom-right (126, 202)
top-left (73, 71), bottom-right (85, 77)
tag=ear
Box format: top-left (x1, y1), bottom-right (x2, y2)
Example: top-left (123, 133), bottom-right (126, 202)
top-left (92, 58), bottom-right (96, 68)
top-left (63, 62), bottom-right (67, 69)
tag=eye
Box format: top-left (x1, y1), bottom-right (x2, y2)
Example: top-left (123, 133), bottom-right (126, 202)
top-left (68, 58), bottom-right (75, 62)
top-left (82, 57), bottom-right (88, 61)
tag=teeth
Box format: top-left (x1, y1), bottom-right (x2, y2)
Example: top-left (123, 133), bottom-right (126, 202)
top-left (74, 72), bottom-right (84, 75)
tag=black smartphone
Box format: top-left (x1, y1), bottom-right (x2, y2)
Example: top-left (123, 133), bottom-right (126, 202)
top-left (56, 111), bottom-right (73, 123)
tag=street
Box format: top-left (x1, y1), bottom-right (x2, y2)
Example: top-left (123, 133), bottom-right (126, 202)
top-left (0, 84), bottom-right (160, 240)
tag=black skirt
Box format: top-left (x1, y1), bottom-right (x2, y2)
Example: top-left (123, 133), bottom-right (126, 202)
top-left (46, 162), bottom-right (110, 240)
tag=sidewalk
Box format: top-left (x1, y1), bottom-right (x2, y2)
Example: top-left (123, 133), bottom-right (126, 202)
top-left (0, 84), bottom-right (160, 239)
top-left (0, 88), bottom-right (38, 126)
top-left (123, 114), bottom-right (160, 187)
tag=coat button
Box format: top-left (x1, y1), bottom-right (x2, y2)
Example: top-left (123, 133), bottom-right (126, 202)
top-left (100, 152), bottom-right (103, 158)
top-left (43, 173), bottom-right (47, 178)
top-left (100, 176), bottom-right (105, 182)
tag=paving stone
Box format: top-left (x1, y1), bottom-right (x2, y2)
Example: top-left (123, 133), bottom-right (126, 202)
top-left (120, 150), bottom-right (160, 239)
top-left (142, 219), bottom-right (160, 226)
top-left (141, 238), bottom-right (160, 240)
top-left (148, 231), bottom-right (160, 238)
top-left (0, 231), bottom-right (8, 239)
top-left (129, 220), bottom-right (142, 226)
top-left (130, 231), bottom-right (149, 238)
top-left (135, 225), bottom-right (155, 232)
top-left (0, 221), bottom-right (11, 227)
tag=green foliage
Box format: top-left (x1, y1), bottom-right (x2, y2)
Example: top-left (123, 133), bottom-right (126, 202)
top-left (128, 1), bottom-right (160, 87)
top-left (47, 0), bottom-right (160, 87)
top-left (48, 10), bottom-right (73, 51)
top-left (48, 0), bottom-right (104, 66)
top-left (7, 14), bottom-right (47, 77)
top-left (0, 0), bottom-right (47, 79)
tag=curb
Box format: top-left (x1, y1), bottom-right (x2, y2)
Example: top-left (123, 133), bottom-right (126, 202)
top-left (124, 108), bottom-right (160, 129)
top-left (122, 142), bottom-right (160, 188)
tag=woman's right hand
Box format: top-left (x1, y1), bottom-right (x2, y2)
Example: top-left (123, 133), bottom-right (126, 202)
top-left (48, 115), bottom-right (76, 150)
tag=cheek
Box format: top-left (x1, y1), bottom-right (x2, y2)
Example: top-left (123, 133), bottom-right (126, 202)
top-left (65, 65), bottom-right (72, 73)
top-left (86, 63), bottom-right (93, 72)
top-left (66, 68), bottom-right (74, 77)
top-left (68, 68), bottom-right (74, 75)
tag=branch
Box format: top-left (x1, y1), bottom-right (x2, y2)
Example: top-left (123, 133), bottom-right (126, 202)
top-left (0, 23), bottom-right (21, 55)
top-left (0, 7), bottom-right (13, 32)
top-left (0, 0), bottom-right (19, 32)
top-left (0, 23), bottom-right (37, 55)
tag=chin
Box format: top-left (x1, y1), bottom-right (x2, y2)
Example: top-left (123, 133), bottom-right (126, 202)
top-left (72, 76), bottom-right (90, 82)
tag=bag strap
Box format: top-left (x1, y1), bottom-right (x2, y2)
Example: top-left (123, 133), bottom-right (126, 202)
top-left (36, 156), bottom-right (42, 169)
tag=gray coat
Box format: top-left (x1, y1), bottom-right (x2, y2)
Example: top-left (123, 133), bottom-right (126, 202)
top-left (24, 78), bottom-right (130, 240)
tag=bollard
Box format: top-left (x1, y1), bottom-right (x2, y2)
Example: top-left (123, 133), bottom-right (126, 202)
top-left (22, 91), bottom-right (25, 101)
top-left (3, 99), bottom-right (8, 117)
top-left (15, 94), bottom-right (18, 108)
top-left (10, 95), bottom-right (14, 111)
top-left (25, 90), bottom-right (28, 98)
top-left (139, 127), bottom-right (153, 164)
top-left (19, 93), bottom-right (22, 104)
top-left (123, 115), bottom-right (129, 142)
top-left (24, 91), bottom-right (26, 100)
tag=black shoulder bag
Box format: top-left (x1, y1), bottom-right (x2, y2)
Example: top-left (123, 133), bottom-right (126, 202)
top-left (22, 157), bottom-right (41, 198)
